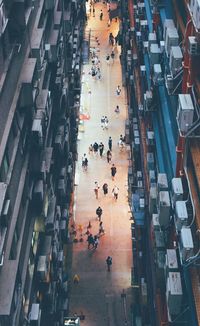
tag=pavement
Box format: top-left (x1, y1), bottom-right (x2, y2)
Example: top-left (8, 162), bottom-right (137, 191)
top-left (68, 2), bottom-right (133, 325)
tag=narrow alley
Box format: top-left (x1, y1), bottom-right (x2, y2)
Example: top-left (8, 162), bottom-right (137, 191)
top-left (68, 2), bottom-right (133, 325)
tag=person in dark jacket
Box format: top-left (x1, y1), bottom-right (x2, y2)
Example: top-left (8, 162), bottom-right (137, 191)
top-left (111, 164), bottom-right (117, 180)
top-left (96, 206), bottom-right (103, 221)
top-left (108, 136), bottom-right (112, 151)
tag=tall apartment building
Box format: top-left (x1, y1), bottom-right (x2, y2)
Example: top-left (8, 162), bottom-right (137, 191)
top-left (0, 0), bottom-right (85, 325)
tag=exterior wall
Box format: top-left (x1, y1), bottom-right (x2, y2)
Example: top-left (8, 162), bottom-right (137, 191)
top-left (0, 0), bottom-right (85, 325)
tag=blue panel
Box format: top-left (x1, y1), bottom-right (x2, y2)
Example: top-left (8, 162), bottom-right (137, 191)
top-left (144, 0), bottom-right (153, 33)
top-left (163, 0), bottom-right (173, 19)
top-left (184, 269), bottom-right (199, 326)
top-left (158, 85), bottom-right (176, 175)
top-left (152, 113), bottom-right (165, 173)
top-left (160, 8), bottom-right (166, 26)
top-left (144, 53), bottom-right (151, 90)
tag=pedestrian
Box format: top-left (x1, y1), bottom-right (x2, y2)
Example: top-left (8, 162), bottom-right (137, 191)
top-left (116, 85), bottom-right (121, 96)
top-left (108, 136), bottom-right (112, 151)
top-left (93, 7), bottom-right (95, 17)
top-left (112, 185), bottom-right (119, 200)
top-left (106, 256), bottom-right (112, 271)
top-left (93, 235), bottom-right (99, 249)
top-left (107, 149), bottom-right (112, 163)
top-left (101, 116), bottom-right (105, 129)
top-left (87, 233), bottom-right (94, 249)
top-left (99, 142), bottom-right (104, 157)
top-left (102, 183), bottom-right (108, 195)
top-left (94, 181), bottom-right (100, 199)
top-left (114, 105), bottom-right (120, 114)
top-left (104, 116), bottom-right (109, 129)
top-left (89, 144), bottom-right (93, 154)
top-left (99, 221), bottom-right (105, 235)
top-left (106, 54), bottom-right (110, 64)
top-left (100, 10), bottom-right (103, 20)
top-left (111, 50), bottom-right (115, 62)
top-left (109, 33), bottom-right (114, 46)
top-left (111, 164), bottom-right (117, 180)
top-left (93, 142), bottom-right (99, 155)
top-left (96, 206), bottom-right (103, 221)
top-left (82, 154), bottom-right (88, 171)
top-left (73, 274), bottom-right (80, 284)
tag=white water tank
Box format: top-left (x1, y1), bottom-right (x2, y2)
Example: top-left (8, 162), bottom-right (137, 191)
top-left (163, 19), bottom-right (175, 40)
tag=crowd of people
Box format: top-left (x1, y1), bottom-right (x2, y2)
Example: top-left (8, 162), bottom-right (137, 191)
top-left (73, 0), bottom-right (126, 282)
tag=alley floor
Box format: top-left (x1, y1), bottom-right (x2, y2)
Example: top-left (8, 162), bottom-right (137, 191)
top-left (68, 2), bottom-right (133, 325)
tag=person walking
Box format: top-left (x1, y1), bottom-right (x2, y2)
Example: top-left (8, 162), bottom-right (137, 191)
top-left (116, 85), bottom-right (121, 96)
top-left (111, 164), bottom-right (117, 180)
top-left (73, 274), bottom-right (80, 284)
top-left (99, 221), bottom-right (105, 235)
top-left (104, 116), bottom-right (109, 129)
top-left (108, 136), bottom-right (112, 151)
top-left (115, 105), bottom-right (120, 114)
top-left (100, 10), bottom-right (103, 20)
top-left (82, 154), bottom-right (88, 171)
top-left (87, 234), bottom-right (94, 249)
top-left (101, 116), bottom-right (105, 129)
top-left (89, 144), bottom-right (93, 155)
top-left (112, 185), bottom-right (119, 200)
top-left (96, 206), bottom-right (103, 221)
top-left (106, 256), bottom-right (112, 271)
top-left (102, 183), bottom-right (108, 195)
top-left (93, 235), bottom-right (99, 249)
top-left (99, 142), bottom-right (104, 157)
top-left (93, 7), bottom-right (95, 17)
top-left (106, 54), bottom-right (110, 64)
top-left (109, 33), bottom-right (114, 46)
top-left (107, 149), bottom-right (112, 163)
top-left (94, 181), bottom-right (100, 199)
top-left (93, 142), bottom-right (99, 156)
top-left (111, 50), bottom-right (115, 63)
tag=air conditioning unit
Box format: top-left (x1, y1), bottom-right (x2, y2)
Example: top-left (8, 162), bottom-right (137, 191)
top-left (150, 43), bottom-right (161, 65)
top-left (165, 249), bottom-right (178, 278)
top-left (192, 0), bottom-right (200, 29)
top-left (140, 65), bottom-right (146, 77)
top-left (188, 36), bottom-right (200, 55)
top-left (148, 32), bottom-right (157, 50)
top-left (166, 272), bottom-right (183, 316)
top-left (30, 303), bottom-right (41, 326)
top-left (165, 74), bottom-right (174, 93)
top-left (177, 94), bottom-right (194, 134)
top-left (137, 2), bottom-right (145, 14)
top-left (140, 20), bottom-right (148, 33)
top-left (169, 46), bottom-right (183, 76)
top-left (158, 191), bottom-right (171, 227)
top-left (171, 178), bottom-right (183, 206)
top-left (152, 213), bottom-right (160, 231)
top-left (180, 227), bottom-right (194, 261)
top-left (175, 201), bottom-right (188, 231)
top-left (157, 173), bottom-right (168, 192)
top-left (153, 64), bottom-right (162, 84)
top-left (32, 118), bottom-right (43, 147)
top-left (165, 27), bottom-right (179, 57)
top-left (163, 19), bottom-right (175, 40)
top-left (37, 256), bottom-right (48, 281)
